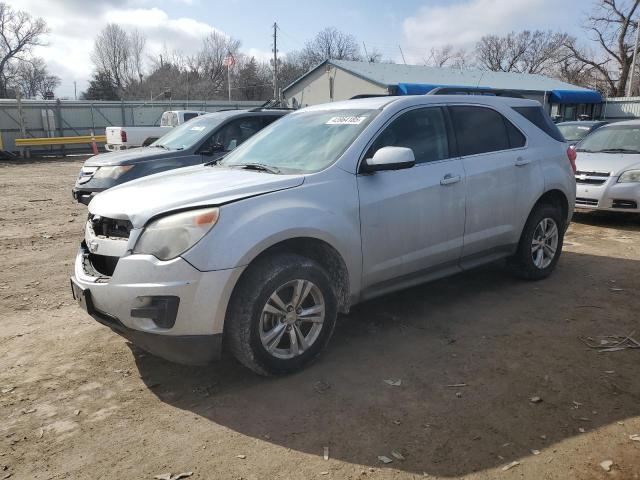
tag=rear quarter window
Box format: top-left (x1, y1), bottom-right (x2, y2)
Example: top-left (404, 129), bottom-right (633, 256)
top-left (512, 106), bottom-right (565, 142)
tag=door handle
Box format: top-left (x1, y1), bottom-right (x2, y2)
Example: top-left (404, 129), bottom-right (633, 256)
top-left (515, 156), bottom-right (531, 166)
top-left (440, 174), bottom-right (461, 186)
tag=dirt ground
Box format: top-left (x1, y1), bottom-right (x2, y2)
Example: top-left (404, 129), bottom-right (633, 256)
top-left (1, 158), bottom-right (639, 480)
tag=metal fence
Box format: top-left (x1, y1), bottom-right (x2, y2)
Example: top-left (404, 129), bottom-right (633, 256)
top-left (602, 96), bottom-right (640, 120)
top-left (0, 98), bottom-right (264, 155)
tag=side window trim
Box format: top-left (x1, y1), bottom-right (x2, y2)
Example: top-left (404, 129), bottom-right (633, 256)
top-left (357, 105), bottom-right (453, 173)
top-left (447, 104), bottom-right (528, 158)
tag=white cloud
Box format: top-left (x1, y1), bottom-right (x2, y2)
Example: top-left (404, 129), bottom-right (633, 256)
top-left (245, 48), bottom-right (273, 63)
top-left (402, 0), bottom-right (566, 63)
top-left (7, 0), bottom-right (233, 98)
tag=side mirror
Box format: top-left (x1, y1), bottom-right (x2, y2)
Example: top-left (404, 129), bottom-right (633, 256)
top-left (362, 146), bottom-right (415, 173)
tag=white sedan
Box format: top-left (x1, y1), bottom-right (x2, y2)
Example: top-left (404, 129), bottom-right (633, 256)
top-left (574, 120), bottom-right (640, 212)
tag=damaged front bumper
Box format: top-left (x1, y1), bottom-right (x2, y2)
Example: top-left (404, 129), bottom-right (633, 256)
top-left (71, 244), bottom-right (243, 365)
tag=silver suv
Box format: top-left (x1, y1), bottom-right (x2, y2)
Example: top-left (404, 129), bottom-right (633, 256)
top-left (71, 95), bottom-right (576, 375)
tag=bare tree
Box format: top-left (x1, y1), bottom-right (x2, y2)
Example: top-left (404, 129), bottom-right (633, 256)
top-left (197, 31), bottom-right (240, 93)
top-left (15, 56), bottom-right (59, 98)
top-left (128, 28), bottom-right (146, 84)
top-left (425, 45), bottom-right (470, 69)
top-left (232, 55), bottom-right (271, 100)
top-left (300, 27), bottom-right (361, 68)
top-left (0, 3), bottom-right (48, 97)
top-left (563, 0), bottom-right (640, 96)
top-left (475, 30), bottom-right (568, 74)
top-left (91, 23), bottom-right (147, 96)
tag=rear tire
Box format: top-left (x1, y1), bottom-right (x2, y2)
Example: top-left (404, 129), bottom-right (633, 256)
top-left (226, 253), bottom-right (338, 375)
top-left (510, 204), bottom-right (564, 280)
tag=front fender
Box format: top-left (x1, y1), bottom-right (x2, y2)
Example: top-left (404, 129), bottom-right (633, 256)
top-left (182, 170), bottom-right (363, 301)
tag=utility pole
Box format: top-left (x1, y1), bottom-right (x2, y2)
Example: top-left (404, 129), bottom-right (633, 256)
top-left (227, 62), bottom-right (231, 102)
top-left (628, 20), bottom-right (640, 97)
top-left (363, 41), bottom-right (370, 62)
top-left (398, 45), bottom-right (407, 65)
top-left (74, 81), bottom-right (77, 100)
top-left (273, 22), bottom-right (278, 103)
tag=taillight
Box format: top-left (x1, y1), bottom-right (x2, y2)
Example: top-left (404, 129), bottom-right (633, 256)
top-left (566, 146), bottom-right (577, 173)
top-left (120, 130), bottom-right (127, 143)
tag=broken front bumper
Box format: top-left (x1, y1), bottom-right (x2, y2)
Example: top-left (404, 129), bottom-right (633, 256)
top-left (71, 245), bottom-right (244, 365)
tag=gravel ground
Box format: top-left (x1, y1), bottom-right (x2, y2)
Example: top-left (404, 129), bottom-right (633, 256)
top-left (1, 158), bottom-right (639, 480)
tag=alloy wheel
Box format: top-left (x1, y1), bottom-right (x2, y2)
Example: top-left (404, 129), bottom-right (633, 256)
top-left (259, 279), bottom-right (326, 359)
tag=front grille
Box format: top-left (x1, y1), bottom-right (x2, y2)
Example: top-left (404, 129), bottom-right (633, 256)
top-left (80, 242), bottom-right (118, 280)
top-left (89, 214), bottom-right (132, 239)
top-left (576, 197), bottom-right (599, 207)
top-left (612, 199), bottom-right (638, 209)
top-left (575, 170), bottom-right (610, 186)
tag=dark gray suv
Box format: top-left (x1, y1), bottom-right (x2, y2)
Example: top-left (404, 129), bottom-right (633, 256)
top-left (72, 108), bottom-right (289, 205)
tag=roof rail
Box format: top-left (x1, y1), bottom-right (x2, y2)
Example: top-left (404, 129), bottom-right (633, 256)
top-left (426, 87), bottom-right (525, 98)
top-left (350, 94), bottom-right (391, 100)
top-left (247, 106), bottom-right (296, 112)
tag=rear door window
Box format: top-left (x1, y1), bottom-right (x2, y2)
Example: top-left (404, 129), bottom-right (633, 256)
top-left (366, 107), bottom-right (450, 164)
top-left (449, 106), bottom-right (510, 156)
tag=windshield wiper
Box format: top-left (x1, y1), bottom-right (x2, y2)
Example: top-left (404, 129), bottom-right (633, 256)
top-left (153, 144), bottom-right (169, 150)
top-left (236, 163), bottom-right (281, 174)
top-left (597, 148), bottom-right (640, 154)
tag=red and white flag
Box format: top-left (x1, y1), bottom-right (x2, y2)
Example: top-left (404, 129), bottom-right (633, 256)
top-left (223, 55), bottom-right (235, 68)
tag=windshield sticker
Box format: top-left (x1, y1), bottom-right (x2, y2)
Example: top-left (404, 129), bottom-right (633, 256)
top-left (577, 126), bottom-right (590, 130)
top-left (326, 116), bottom-right (367, 125)
top-left (190, 126), bottom-right (206, 131)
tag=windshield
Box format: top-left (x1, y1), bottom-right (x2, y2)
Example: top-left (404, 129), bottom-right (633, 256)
top-left (577, 125), bottom-right (640, 153)
top-left (557, 124), bottom-right (592, 142)
top-left (219, 109), bottom-right (378, 174)
top-left (151, 114), bottom-right (223, 150)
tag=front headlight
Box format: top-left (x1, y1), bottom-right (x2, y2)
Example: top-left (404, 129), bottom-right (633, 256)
top-left (133, 207), bottom-right (219, 260)
top-left (93, 165), bottom-right (134, 180)
top-left (618, 170), bottom-right (640, 183)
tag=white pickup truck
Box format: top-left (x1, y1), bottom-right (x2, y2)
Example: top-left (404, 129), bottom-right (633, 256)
top-left (105, 110), bottom-right (207, 152)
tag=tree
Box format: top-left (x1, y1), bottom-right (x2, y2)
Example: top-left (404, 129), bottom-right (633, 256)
top-left (91, 24), bottom-right (147, 96)
top-left (300, 27), bottom-right (361, 68)
top-left (197, 31), bottom-right (241, 94)
top-left (82, 70), bottom-right (120, 100)
top-left (563, 0), bottom-right (640, 96)
top-left (234, 56), bottom-right (271, 100)
top-left (0, 3), bottom-right (48, 97)
top-left (425, 45), bottom-right (470, 69)
top-left (15, 57), bottom-right (59, 98)
top-left (475, 30), bottom-right (569, 74)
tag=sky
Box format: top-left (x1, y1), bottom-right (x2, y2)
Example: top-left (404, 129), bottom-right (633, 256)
top-left (11, 0), bottom-right (593, 99)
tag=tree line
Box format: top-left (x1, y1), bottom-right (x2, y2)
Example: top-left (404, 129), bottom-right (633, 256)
top-left (3, 1), bottom-right (640, 101)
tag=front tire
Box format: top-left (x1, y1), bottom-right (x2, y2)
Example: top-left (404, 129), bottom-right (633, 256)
top-left (226, 253), bottom-right (338, 375)
top-left (510, 204), bottom-right (564, 280)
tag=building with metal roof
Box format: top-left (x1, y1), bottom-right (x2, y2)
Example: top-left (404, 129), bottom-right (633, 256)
top-left (282, 59), bottom-right (603, 121)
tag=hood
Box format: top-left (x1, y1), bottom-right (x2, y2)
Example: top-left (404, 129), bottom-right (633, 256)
top-left (85, 147), bottom-right (176, 166)
top-left (88, 165), bottom-right (305, 227)
top-left (575, 152), bottom-right (640, 175)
